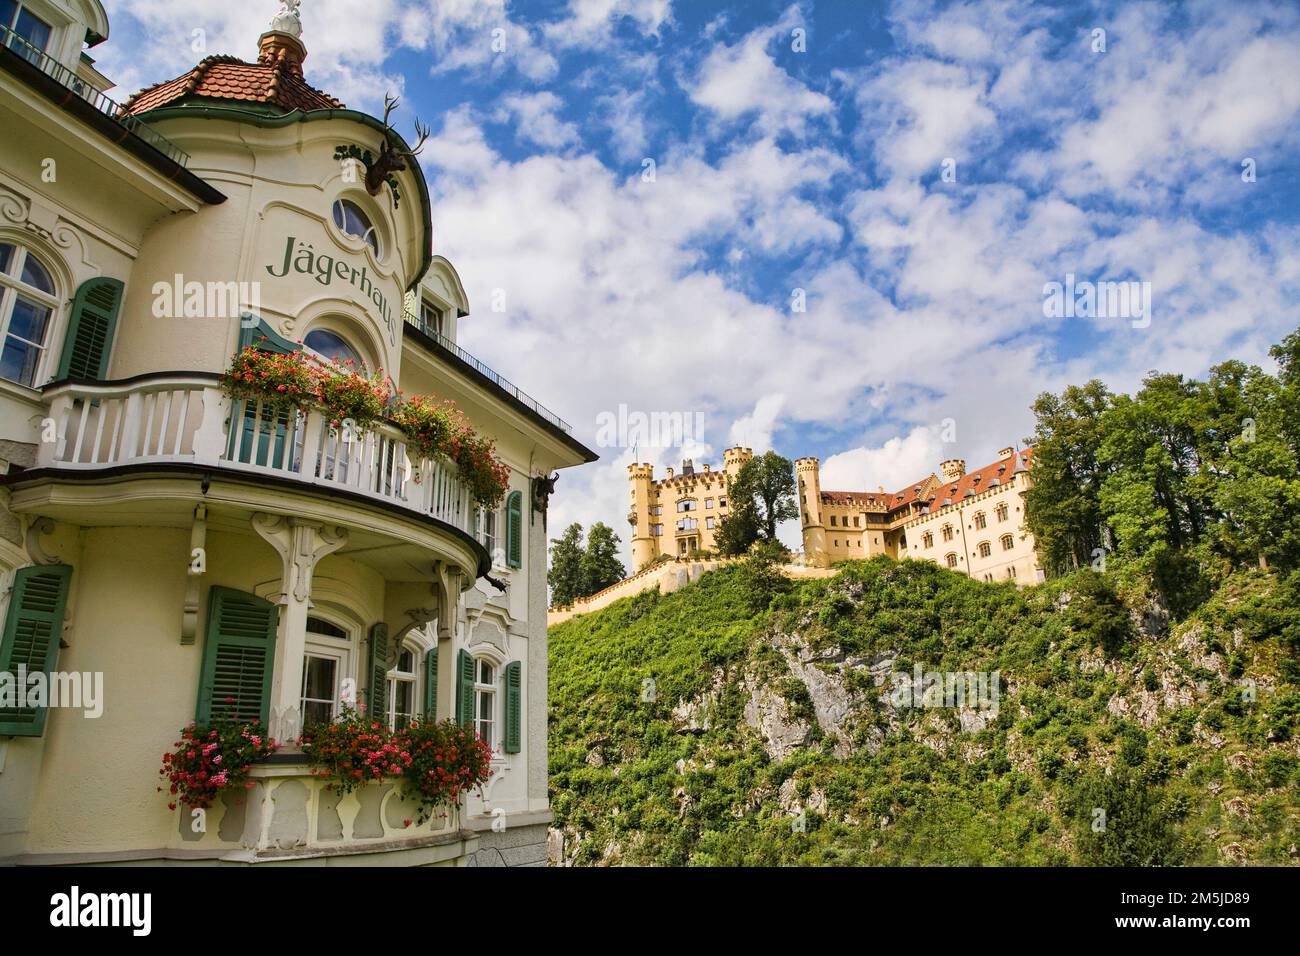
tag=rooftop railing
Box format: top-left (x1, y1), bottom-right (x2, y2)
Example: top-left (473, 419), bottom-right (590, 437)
top-left (403, 308), bottom-right (573, 434)
top-left (2, 25), bottom-right (191, 168)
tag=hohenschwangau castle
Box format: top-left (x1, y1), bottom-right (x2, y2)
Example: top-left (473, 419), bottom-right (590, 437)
top-left (628, 446), bottom-right (1043, 583)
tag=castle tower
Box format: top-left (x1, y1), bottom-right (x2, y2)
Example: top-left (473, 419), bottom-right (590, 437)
top-left (940, 459), bottom-right (966, 482)
top-left (794, 457), bottom-right (828, 568)
top-left (628, 462), bottom-right (656, 571)
top-left (722, 446), bottom-right (753, 485)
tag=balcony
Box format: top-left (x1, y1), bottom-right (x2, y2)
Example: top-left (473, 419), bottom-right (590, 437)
top-left (402, 308), bottom-right (573, 434)
top-left (32, 373), bottom-right (473, 534)
top-left (1, 25), bottom-right (190, 168)
top-left (170, 764), bottom-right (472, 865)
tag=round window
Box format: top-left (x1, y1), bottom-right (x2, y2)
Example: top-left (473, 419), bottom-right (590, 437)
top-left (332, 199), bottom-right (380, 256)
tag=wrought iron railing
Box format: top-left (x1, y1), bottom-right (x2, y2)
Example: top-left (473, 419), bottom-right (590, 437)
top-left (403, 308), bottom-right (573, 434)
top-left (2, 25), bottom-right (191, 167)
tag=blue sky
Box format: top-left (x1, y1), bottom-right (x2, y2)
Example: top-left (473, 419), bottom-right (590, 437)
top-left (98, 0), bottom-right (1300, 559)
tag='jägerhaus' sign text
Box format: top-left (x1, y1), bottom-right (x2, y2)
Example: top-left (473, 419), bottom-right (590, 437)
top-left (267, 237), bottom-right (398, 344)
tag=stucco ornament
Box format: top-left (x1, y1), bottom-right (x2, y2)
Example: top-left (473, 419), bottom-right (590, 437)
top-left (269, 0), bottom-right (303, 37)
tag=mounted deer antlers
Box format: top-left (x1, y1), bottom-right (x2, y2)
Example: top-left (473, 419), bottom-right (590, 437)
top-left (364, 93), bottom-right (430, 198)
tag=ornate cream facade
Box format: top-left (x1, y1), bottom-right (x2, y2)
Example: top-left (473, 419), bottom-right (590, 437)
top-left (796, 447), bottom-right (1045, 584)
top-left (628, 447), bottom-right (752, 570)
top-left (0, 1), bottom-right (594, 865)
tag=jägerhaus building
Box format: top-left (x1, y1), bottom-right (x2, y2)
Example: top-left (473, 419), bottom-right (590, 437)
top-left (0, 0), bottom-right (595, 866)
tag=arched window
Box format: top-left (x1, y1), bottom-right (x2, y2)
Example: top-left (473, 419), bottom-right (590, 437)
top-left (945, 553), bottom-right (959, 568)
top-left (0, 241), bottom-right (57, 387)
top-left (996, 503), bottom-right (1009, 522)
top-left (1001, 534), bottom-right (1015, 551)
top-left (332, 198), bottom-right (380, 256)
top-left (942, 524), bottom-right (954, 542)
top-left (387, 644), bottom-right (420, 730)
top-left (974, 512), bottom-right (987, 530)
top-left (304, 328), bottom-right (365, 369)
top-left (301, 615), bottom-right (354, 728)
top-left (978, 541), bottom-right (992, 558)
top-left (922, 531), bottom-right (934, 549)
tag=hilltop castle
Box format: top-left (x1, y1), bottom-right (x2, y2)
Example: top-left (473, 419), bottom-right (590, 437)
top-left (796, 447), bottom-right (1044, 582)
top-left (628, 447), bottom-right (753, 568)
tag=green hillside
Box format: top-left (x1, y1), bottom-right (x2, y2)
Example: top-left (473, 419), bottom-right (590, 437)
top-left (548, 556), bottom-right (1300, 865)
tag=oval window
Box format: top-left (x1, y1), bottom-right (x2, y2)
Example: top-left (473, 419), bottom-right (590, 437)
top-left (332, 199), bottom-right (380, 256)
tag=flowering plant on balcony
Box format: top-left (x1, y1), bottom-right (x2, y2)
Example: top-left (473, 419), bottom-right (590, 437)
top-left (390, 395), bottom-right (511, 508)
top-left (299, 706), bottom-right (493, 824)
top-left (223, 345), bottom-right (318, 415)
top-left (297, 706), bottom-right (412, 796)
top-left (395, 718), bottom-right (494, 823)
top-left (316, 360), bottom-right (395, 433)
top-left (158, 715), bottom-right (279, 810)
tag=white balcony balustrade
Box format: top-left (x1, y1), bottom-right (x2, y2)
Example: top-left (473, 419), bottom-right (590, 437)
top-left (37, 374), bottom-right (473, 533)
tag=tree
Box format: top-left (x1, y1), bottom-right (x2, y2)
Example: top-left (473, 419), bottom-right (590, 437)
top-left (580, 522), bottom-right (626, 596)
top-left (727, 452), bottom-right (799, 543)
top-left (1023, 381), bottom-right (1115, 576)
top-left (715, 499), bottom-right (761, 556)
top-left (548, 523), bottom-right (585, 607)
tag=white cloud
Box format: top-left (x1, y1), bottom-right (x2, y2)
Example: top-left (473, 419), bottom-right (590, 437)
top-left (819, 427), bottom-right (946, 494)
top-left (495, 92), bottom-right (580, 150)
top-left (728, 394), bottom-right (786, 453)
top-left (685, 5), bottom-right (832, 136)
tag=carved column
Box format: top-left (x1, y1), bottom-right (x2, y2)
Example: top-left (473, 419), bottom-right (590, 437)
top-left (252, 513), bottom-right (348, 744)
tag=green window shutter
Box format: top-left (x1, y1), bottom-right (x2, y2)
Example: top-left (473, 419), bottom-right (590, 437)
top-left (455, 648), bottom-right (475, 728)
top-left (504, 661), bottom-right (522, 754)
top-left (422, 645), bottom-right (438, 718)
top-left (506, 491), bottom-right (523, 569)
top-left (0, 565), bottom-right (73, 737)
top-left (57, 278), bottom-right (123, 381)
top-left (368, 623), bottom-right (389, 720)
top-left (196, 587), bottom-right (277, 726)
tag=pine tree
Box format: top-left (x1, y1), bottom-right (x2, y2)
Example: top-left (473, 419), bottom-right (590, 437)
top-left (580, 522), bottom-right (626, 596)
top-left (548, 523), bottom-right (585, 607)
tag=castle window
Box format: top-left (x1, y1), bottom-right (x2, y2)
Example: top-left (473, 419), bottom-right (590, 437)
top-left (1001, 534), bottom-right (1015, 551)
top-left (332, 199), bottom-right (380, 256)
top-left (974, 512), bottom-right (987, 530)
top-left (1009, 566), bottom-right (1018, 579)
top-left (922, 532), bottom-right (934, 549)
top-left (654, 506), bottom-right (662, 516)
top-left (677, 499), bottom-right (697, 512)
top-left (830, 515), bottom-right (837, 526)
top-left (984, 573), bottom-right (994, 582)
top-left (677, 517), bottom-right (697, 532)
top-left (945, 553), bottom-right (958, 568)
top-left (705, 498), bottom-right (714, 508)
top-left (854, 516), bottom-right (860, 527)
top-left (0, 240), bottom-right (57, 388)
top-left (706, 517), bottom-right (715, 530)
top-left (996, 503), bottom-right (1009, 522)
top-left (719, 497), bottom-right (727, 508)
top-left (978, 542), bottom-right (992, 558)
top-left (942, 525), bottom-right (954, 542)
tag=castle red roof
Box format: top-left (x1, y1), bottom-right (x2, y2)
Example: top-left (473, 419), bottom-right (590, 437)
top-left (821, 449), bottom-right (1033, 515)
top-left (121, 35), bottom-right (343, 117)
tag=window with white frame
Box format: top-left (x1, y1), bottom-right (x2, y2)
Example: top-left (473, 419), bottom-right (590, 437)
top-left (1, 2), bottom-right (53, 61)
top-left (387, 644), bottom-right (419, 730)
top-left (477, 505), bottom-right (499, 561)
top-left (332, 198), bottom-right (380, 256)
top-left (0, 241), bottom-right (58, 387)
top-left (474, 658), bottom-right (496, 748)
top-left (300, 616), bottom-right (353, 728)
top-left (419, 299), bottom-right (445, 339)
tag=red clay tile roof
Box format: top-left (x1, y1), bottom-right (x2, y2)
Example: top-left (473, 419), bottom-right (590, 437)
top-left (821, 450), bottom-right (1034, 515)
top-left (121, 48), bottom-right (343, 117)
